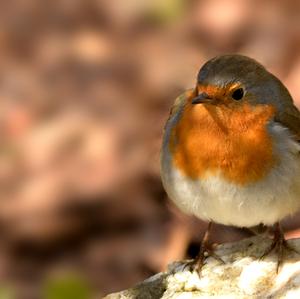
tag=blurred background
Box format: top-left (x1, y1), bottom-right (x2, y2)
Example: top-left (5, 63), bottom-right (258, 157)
top-left (0, 0), bottom-right (300, 298)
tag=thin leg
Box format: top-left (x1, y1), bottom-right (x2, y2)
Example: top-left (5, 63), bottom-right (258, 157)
top-left (260, 222), bottom-right (300, 272)
top-left (185, 222), bottom-right (224, 273)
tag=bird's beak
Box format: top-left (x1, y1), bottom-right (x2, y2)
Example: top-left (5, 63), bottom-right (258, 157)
top-left (191, 92), bottom-right (213, 104)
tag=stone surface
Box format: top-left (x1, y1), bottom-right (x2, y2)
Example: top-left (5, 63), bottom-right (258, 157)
top-left (104, 236), bottom-right (300, 298)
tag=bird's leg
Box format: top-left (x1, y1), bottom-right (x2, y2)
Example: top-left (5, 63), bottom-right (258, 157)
top-left (260, 222), bottom-right (300, 272)
top-left (185, 222), bottom-right (224, 273)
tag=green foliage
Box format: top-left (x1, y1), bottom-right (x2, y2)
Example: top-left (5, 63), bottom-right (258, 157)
top-left (146, 0), bottom-right (186, 24)
top-left (44, 276), bottom-right (91, 299)
top-left (0, 286), bottom-right (14, 299)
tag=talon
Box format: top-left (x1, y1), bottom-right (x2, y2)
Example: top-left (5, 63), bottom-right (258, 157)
top-left (183, 222), bottom-right (224, 274)
top-left (259, 223), bottom-right (300, 272)
top-left (209, 250), bottom-right (225, 264)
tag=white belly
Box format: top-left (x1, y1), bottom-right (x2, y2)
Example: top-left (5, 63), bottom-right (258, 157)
top-left (161, 123), bottom-right (300, 227)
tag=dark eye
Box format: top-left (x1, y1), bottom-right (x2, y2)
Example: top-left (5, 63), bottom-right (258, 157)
top-left (231, 88), bottom-right (244, 101)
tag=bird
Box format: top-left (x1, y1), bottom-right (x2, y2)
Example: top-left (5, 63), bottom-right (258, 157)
top-left (160, 54), bottom-right (300, 272)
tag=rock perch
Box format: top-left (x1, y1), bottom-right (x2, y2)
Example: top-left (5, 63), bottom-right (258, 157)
top-left (104, 236), bottom-right (300, 298)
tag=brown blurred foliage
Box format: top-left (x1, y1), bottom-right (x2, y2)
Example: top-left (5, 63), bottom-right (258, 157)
top-left (0, 0), bottom-right (300, 298)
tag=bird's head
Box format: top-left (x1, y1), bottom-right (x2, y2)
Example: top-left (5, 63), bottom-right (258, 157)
top-left (190, 54), bottom-right (293, 113)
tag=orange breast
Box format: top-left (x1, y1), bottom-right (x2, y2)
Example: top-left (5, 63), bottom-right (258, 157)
top-left (169, 102), bottom-right (277, 185)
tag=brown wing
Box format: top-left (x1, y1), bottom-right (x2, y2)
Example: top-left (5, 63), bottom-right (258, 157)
top-left (269, 73), bottom-right (300, 141)
top-left (166, 88), bottom-right (195, 122)
top-left (275, 103), bottom-right (300, 141)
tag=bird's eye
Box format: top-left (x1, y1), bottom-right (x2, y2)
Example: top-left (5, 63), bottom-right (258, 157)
top-left (231, 88), bottom-right (244, 101)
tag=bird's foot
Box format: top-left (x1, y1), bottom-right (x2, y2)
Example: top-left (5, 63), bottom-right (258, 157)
top-left (184, 245), bottom-right (225, 274)
top-left (260, 223), bottom-right (300, 272)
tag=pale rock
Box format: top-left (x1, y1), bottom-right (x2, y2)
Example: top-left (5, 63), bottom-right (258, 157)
top-left (104, 236), bottom-right (300, 298)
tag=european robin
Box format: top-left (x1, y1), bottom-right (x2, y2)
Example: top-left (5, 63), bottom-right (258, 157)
top-left (161, 54), bottom-right (300, 272)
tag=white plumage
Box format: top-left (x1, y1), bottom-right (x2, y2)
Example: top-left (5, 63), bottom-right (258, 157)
top-left (161, 121), bottom-right (300, 227)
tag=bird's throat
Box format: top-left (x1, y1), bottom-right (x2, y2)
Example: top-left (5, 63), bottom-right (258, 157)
top-left (169, 102), bottom-right (277, 185)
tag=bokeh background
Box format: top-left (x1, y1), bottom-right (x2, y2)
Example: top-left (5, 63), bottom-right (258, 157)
top-left (0, 0), bottom-right (300, 298)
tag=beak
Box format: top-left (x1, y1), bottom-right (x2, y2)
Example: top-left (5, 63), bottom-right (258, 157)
top-left (191, 92), bottom-right (213, 104)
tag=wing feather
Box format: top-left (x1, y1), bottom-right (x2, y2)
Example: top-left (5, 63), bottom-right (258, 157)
top-left (164, 89), bottom-right (195, 131)
top-left (275, 104), bottom-right (300, 141)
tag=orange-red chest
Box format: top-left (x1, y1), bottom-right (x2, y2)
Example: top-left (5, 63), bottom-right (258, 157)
top-left (169, 102), bottom-right (276, 185)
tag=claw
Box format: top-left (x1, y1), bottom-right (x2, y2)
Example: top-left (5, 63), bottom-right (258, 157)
top-left (260, 223), bottom-right (300, 273)
top-left (183, 222), bottom-right (225, 274)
